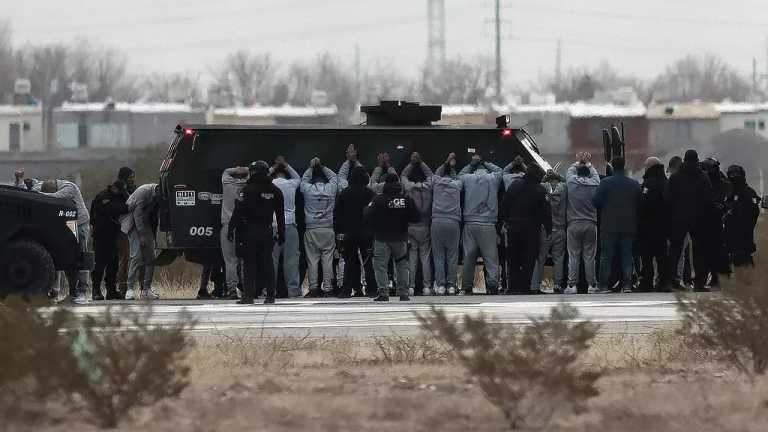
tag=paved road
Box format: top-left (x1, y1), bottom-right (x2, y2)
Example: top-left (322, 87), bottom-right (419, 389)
top-left (65, 293), bottom-right (683, 337)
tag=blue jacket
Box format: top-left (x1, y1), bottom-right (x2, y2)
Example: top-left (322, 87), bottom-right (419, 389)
top-left (592, 170), bottom-right (641, 234)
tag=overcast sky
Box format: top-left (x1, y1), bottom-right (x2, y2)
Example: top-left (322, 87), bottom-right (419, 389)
top-left (4, 0), bottom-right (768, 90)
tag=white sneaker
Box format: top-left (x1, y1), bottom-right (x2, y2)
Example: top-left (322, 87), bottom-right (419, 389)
top-left (74, 292), bottom-right (88, 305)
top-left (124, 289), bottom-right (136, 300)
top-left (435, 285), bottom-right (446, 296)
top-left (588, 286), bottom-right (610, 294)
top-left (540, 286), bottom-right (555, 294)
top-left (563, 286), bottom-right (577, 295)
top-left (409, 287), bottom-right (415, 296)
top-left (622, 286), bottom-right (632, 294)
top-left (447, 286), bottom-right (456, 296)
top-left (141, 289), bottom-right (160, 300)
top-left (423, 287), bottom-right (433, 296)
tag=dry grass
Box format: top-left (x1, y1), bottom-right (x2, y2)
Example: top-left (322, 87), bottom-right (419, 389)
top-left (9, 330), bottom-right (768, 432)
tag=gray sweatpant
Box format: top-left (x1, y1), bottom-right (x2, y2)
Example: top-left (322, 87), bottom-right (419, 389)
top-left (431, 219), bottom-right (460, 288)
top-left (566, 221), bottom-right (598, 288)
top-left (461, 224), bottom-right (500, 291)
top-left (304, 227), bottom-right (335, 293)
top-left (408, 225), bottom-right (432, 290)
top-left (374, 240), bottom-right (409, 297)
top-left (127, 229), bottom-right (155, 291)
top-left (531, 228), bottom-right (566, 290)
top-left (220, 223), bottom-right (241, 293)
top-left (71, 224), bottom-right (90, 296)
top-left (273, 224), bottom-right (301, 297)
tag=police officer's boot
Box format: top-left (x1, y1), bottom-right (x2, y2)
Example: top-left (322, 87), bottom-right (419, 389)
top-left (105, 285), bottom-right (122, 300)
top-left (92, 286), bottom-right (105, 301)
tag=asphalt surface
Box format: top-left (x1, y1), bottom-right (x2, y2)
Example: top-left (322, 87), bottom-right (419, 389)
top-left (65, 293), bottom-right (683, 337)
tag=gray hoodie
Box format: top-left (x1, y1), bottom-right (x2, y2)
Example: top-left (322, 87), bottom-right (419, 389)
top-left (120, 183), bottom-right (157, 236)
top-left (221, 167), bottom-right (249, 225)
top-left (337, 159), bottom-right (363, 191)
top-left (271, 164), bottom-right (301, 226)
top-left (565, 162), bottom-right (600, 224)
top-left (300, 167), bottom-right (342, 229)
top-left (431, 164), bottom-right (463, 223)
top-left (369, 165), bottom-right (398, 194)
top-left (543, 180), bottom-right (567, 230)
top-left (34, 179), bottom-right (89, 226)
top-left (459, 162), bottom-right (503, 225)
top-left (502, 169), bottom-right (526, 192)
top-left (401, 162), bottom-right (434, 227)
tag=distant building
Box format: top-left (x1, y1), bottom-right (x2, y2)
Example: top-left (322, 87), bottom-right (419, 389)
top-left (210, 105), bottom-right (339, 125)
top-left (568, 103), bottom-right (648, 168)
top-left (52, 102), bottom-right (206, 149)
top-left (509, 105), bottom-right (571, 155)
top-left (0, 105), bottom-right (44, 152)
top-left (716, 103), bottom-right (768, 139)
top-left (647, 103), bottom-right (720, 156)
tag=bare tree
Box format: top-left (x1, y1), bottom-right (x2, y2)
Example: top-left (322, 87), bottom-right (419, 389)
top-left (420, 56), bottom-right (494, 105)
top-left (361, 61), bottom-right (417, 104)
top-left (0, 19), bottom-right (14, 102)
top-left (539, 61), bottom-right (642, 103)
top-left (215, 50), bottom-right (275, 106)
top-left (653, 54), bottom-right (751, 103)
top-left (283, 54), bottom-right (356, 119)
top-left (139, 72), bottom-right (201, 104)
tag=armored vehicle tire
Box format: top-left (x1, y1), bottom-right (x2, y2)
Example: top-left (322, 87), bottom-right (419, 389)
top-left (0, 240), bottom-right (56, 297)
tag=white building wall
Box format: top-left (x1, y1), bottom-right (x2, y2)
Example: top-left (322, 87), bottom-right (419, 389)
top-left (719, 110), bottom-right (768, 139)
top-left (0, 109), bottom-right (44, 152)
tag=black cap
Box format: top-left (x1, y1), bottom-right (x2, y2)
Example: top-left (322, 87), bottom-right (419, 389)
top-left (249, 160), bottom-right (270, 177)
top-left (684, 149), bottom-right (699, 163)
top-left (118, 166), bottom-right (134, 180)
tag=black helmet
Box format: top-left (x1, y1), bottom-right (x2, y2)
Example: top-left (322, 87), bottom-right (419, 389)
top-left (726, 165), bottom-right (746, 180)
top-left (249, 160), bottom-right (270, 177)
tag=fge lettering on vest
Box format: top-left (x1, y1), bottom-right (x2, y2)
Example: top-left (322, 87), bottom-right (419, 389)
top-left (388, 198), bottom-right (406, 209)
top-left (261, 193), bottom-right (275, 200)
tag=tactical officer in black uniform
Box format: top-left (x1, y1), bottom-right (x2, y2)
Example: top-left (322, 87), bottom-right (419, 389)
top-left (724, 165), bottom-right (760, 267)
top-left (229, 161), bottom-right (286, 304)
top-left (90, 181), bottom-right (129, 300)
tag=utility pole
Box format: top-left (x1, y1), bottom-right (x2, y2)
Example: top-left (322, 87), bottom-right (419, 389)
top-left (427, 0), bottom-right (446, 79)
top-left (354, 44), bottom-right (361, 105)
top-left (555, 38), bottom-right (562, 95)
top-left (494, 0), bottom-right (502, 98)
top-left (753, 57), bottom-right (758, 99)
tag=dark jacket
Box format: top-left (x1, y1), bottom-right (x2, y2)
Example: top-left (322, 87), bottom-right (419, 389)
top-left (334, 167), bottom-right (375, 236)
top-left (639, 164), bottom-right (667, 238)
top-left (500, 177), bottom-right (552, 235)
top-left (230, 175), bottom-right (285, 246)
top-left (90, 185), bottom-right (129, 239)
top-left (725, 179), bottom-right (760, 264)
top-left (364, 181), bottom-right (420, 242)
top-left (593, 169), bottom-right (642, 234)
top-left (665, 162), bottom-right (714, 225)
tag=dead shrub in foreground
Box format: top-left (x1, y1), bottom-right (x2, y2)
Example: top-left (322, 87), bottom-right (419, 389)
top-left (0, 298), bottom-right (195, 429)
top-left (63, 307), bottom-right (196, 428)
top-left (372, 333), bottom-right (453, 364)
top-left (678, 269), bottom-right (768, 379)
top-left (418, 303), bottom-right (602, 430)
top-left (212, 328), bottom-right (321, 369)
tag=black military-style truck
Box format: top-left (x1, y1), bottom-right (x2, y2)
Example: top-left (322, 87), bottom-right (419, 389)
top-left (0, 185), bottom-right (87, 296)
top-left (155, 101), bottom-right (552, 266)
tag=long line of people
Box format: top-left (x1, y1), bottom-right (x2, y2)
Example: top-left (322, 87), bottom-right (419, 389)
top-left (15, 143), bottom-right (759, 304)
top-left (225, 146), bottom-right (761, 302)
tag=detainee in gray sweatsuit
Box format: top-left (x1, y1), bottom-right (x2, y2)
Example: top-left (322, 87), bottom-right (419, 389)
top-left (369, 153), bottom-right (398, 194)
top-left (271, 161), bottom-right (302, 297)
top-left (502, 156), bottom-right (527, 191)
top-left (531, 171), bottom-right (567, 293)
top-left (401, 153), bottom-right (434, 295)
top-left (431, 154), bottom-right (463, 295)
top-left (221, 165), bottom-right (249, 298)
top-left (300, 160), bottom-right (344, 295)
top-left (35, 179), bottom-right (91, 302)
top-left (564, 157), bottom-right (601, 293)
top-left (120, 183), bottom-right (160, 300)
top-left (459, 155), bottom-right (503, 294)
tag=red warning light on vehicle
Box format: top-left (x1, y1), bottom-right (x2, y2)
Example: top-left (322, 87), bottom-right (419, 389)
top-left (501, 128), bottom-right (513, 137)
top-left (184, 128), bottom-right (195, 136)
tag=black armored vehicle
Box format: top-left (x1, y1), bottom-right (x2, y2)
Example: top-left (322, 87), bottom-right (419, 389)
top-left (156, 101), bottom-right (552, 265)
top-left (0, 185), bottom-right (88, 296)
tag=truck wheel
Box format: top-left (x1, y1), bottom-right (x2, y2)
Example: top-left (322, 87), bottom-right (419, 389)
top-left (0, 240), bottom-right (56, 297)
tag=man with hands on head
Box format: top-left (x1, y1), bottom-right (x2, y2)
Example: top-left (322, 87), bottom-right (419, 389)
top-left (431, 152), bottom-right (463, 295)
top-left (401, 152), bottom-right (434, 296)
top-left (270, 156), bottom-right (302, 298)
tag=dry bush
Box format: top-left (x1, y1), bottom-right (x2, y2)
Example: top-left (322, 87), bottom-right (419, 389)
top-left (154, 259), bottom-right (202, 298)
top-left (591, 329), bottom-right (712, 371)
top-left (0, 299), bottom-right (196, 429)
top-left (676, 223), bottom-right (768, 380)
top-left (372, 333), bottom-right (452, 364)
top-left (61, 306), bottom-right (196, 428)
top-left (212, 328), bottom-right (321, 369)
top-left (417, 303), bottom-right (602, 430)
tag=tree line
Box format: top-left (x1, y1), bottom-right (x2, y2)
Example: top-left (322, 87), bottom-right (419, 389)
top-left (0, 18), bottom-right (757, 118)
